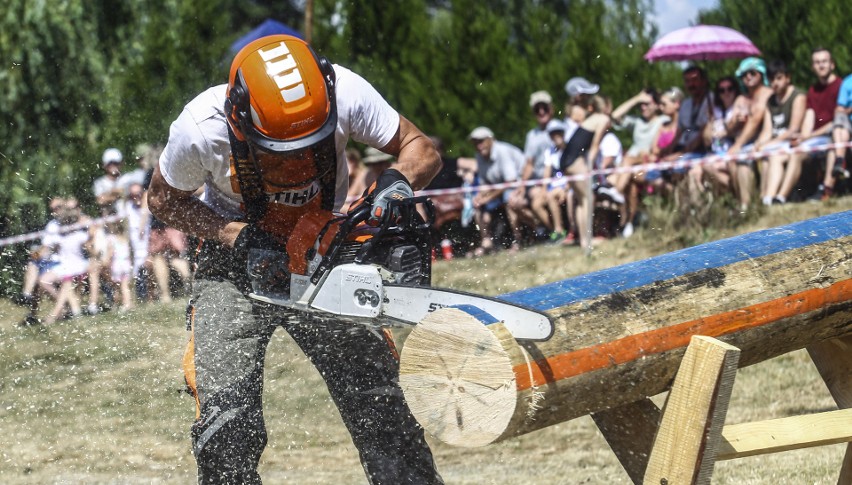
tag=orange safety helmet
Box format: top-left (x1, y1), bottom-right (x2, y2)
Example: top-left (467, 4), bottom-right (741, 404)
top-left (226, 35), bottom-right (337, 150)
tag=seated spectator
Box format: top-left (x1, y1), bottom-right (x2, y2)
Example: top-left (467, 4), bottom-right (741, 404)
top-left (701, 76), bottom-right (741, 192)
top-left (727, 57), bottom-right (773, 210)
top-left (468, 126), bottom-right (526, 255)
top-left (422, 136), bottom-right (473, 256)
top-left (349, 147), bottom-right (396, 210)
top-left (755, 60), bottom-right (807, 205)
top-left (799, 48), bottom-right (841, 201)
top-left (610, 88), bottom-right (668, 234)
top-left (673, 66), bottom-right (713, 201)
top-left (831, 73), bottom-right (852, 181)
top-left (13, 197), bottom-right (64, 326)
top-left (511, 91), bottom-right (557, 239)
top-left (543, 119), bottom-right (571, 243)
top-left (341, 147), bottom-right (366, 213)
top-left (645, 87), bottom-right (685, 195)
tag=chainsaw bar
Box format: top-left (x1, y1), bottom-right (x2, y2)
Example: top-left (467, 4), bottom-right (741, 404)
top-left (382, 285), bottom-right (553, 341)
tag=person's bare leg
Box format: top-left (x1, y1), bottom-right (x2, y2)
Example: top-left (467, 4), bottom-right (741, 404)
top-left (778, 152), bottom-right (803, 201)
top-left (150, 255), bottom-right (172, 303)
top-left (736, 164), bottom-right (755, 209)
top-left (762, 153), bottom-right (786, 202)
top-left (21, 261), bottom-right (39, 296)
top-left (87, 261), bottom-right (101, 309)
top-left (546, 189), bottom-right (565, 234)
top-left (529, 186), bottom-right (552, 231)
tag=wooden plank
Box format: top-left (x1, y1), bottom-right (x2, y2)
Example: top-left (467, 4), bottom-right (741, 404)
top-left (644, 336), bottom-right (740, 485)
top-left (716, 408), bottom-right (852, 460)
top-left (807, 335), bottom-right (852, 485)
top-left (591, 398), bottom-right (661, 484)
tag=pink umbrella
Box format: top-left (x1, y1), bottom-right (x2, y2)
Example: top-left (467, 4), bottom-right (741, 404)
top-left (644, 25), bottom-right (761, 62)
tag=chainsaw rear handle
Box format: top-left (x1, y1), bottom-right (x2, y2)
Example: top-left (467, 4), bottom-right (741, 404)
top-left (310, 196), bottom-right (433, 284)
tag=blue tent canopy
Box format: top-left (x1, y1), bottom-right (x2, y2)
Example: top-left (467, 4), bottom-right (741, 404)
top-left (229, 19), bottom-right (303, 54)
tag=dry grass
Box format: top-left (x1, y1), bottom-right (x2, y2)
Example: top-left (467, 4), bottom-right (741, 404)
top-left (0, 197), bottom-right (850, 484)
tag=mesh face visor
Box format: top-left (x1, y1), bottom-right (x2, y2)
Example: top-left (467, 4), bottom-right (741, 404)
top-left (232, 69), bottom-right (339, 190)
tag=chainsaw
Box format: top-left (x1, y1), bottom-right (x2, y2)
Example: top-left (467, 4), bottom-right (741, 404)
top-left (248, 197), bottom-right (553, 341)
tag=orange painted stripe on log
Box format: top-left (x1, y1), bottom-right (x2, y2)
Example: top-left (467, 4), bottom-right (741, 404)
top-left (514, 278), bottom-right (852, 391)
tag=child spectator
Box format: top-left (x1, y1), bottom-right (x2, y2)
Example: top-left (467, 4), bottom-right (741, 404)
top-left (103, 218), bottom-right (135, 312)
top-left (41, 201), bottom-right (91, 325)
top-left (13, 197), bottom-right (64, 326)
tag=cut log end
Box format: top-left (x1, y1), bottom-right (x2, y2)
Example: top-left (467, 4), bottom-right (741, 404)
top-left (399, 307), bottom-right (518, 447)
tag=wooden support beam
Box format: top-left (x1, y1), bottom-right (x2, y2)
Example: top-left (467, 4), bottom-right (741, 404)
top-left (716, 408), bottom-right (852, 460)
top-left (643, 336), bottom-right (740, 485)
top-left (400, 213), bottom-right (852, 448)
top-left (591, 398), bottom-right (661, 484)
top-left (807, 335), bottom-right (852, 484)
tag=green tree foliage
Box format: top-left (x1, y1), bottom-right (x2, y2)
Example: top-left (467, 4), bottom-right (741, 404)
top-left (698, 0), bottom-right (851, 87)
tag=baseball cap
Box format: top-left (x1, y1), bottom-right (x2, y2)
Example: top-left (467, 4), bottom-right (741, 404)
top-left (468, 126), bottom-right (495, 140)
top-left (545, 119), bottom-right (567, 135)
top-left (529, 90), bottom-right (553, 108)
top-left (565, 77), bottom-right (600, 97)
top-left (102, 147), bottom-right (123, 166)
top-left (362, 147), bottom-right (395, 165)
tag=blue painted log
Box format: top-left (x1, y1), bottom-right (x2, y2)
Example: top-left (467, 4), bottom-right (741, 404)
top-left (400, 211), bottom-right (852, 447)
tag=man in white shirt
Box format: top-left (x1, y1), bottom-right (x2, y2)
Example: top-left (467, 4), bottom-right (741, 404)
top-left (147, 35), bottom-right (442, 484)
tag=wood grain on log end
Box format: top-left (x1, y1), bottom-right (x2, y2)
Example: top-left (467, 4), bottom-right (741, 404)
top-left (399, 307), bottom-right (519, 447)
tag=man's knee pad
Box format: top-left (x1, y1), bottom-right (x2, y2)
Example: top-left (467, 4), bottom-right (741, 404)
top-left (191, 378), bottom-right (266, 484)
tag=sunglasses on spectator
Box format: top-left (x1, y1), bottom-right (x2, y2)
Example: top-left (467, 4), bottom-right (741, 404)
top-left (533, 103), bottom-right (551, 114)
top-left (471, 138), bottom-right (486, 145)
top-left (717, 85), bottom-right (736, 93)
top-left (740, 70), bottom-right (759, 79)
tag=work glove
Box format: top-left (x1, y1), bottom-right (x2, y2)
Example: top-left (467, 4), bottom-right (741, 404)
top-left (349, 168), bottom-right (414, 225)
top-left (233, 224), bottom-right (290, 296)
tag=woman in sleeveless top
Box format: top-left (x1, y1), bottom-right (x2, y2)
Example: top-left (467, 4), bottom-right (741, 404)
top-left (642, 87), bottom-right (684, 194)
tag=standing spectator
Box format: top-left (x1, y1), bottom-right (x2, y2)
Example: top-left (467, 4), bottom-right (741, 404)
top-left (756, 60), bottom-right (807, 205)
top-left (727, 57), bottom-right (773, 210)
top-left (103, 218), bottom-right (135, 312)
top-left (118, 182), bottom-right (150, 300)
top-left (701, 76), bottom-right (742, 192)
top-left (93, 147), bottom-right (125, 213)
top-left (120, 143), bottom-right (158, 191)
top-left (469, 126), bottom-right (526, 255)
top-left (512, 91), bottom-right (556, 236)
top-left (41, 202), bottom-right (91, 325)
top-left (13, 197), bottom-right (64, 326)
top-left (831, 72), bottom-right (852, 181)
top-left (800, 48), bottom-right (843, 201)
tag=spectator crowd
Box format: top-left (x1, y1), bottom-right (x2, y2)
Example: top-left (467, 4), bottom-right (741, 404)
top-left (10, 48), bottom-right (852, 326)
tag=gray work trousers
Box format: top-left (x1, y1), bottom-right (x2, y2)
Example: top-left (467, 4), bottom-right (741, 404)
top-left (185, 241), bottom-right (442, 484)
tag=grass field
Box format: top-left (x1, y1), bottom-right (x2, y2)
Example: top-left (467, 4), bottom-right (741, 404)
top-left (1, 197), bottom-right (850, 484)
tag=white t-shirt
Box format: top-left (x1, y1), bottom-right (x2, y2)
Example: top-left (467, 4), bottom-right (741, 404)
top-left (475, 140), bottom-right (525, 185)
top-left (159, 64), bottom-right (399, 217)
top-left (523, 126), bottom-right (552, 179)
top-left (597, 132), bottom-right (623, 168)
top-left (117, 199), bottom-right (150, 275)
top-left (52, 228), bottom-right (90, 278)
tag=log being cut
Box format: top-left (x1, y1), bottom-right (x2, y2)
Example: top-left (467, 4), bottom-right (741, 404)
top-left (399, 211), bottom-right (852, 447)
